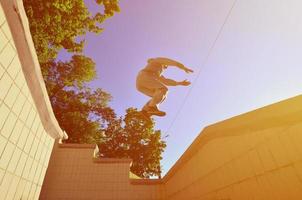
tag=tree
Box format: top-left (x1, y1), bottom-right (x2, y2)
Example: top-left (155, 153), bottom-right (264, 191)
top-left (23, 0), bottom-right (120, 68)
top-left (43, 55), bottom-right (115, 143)
top-left (23, 0), bottom-right (120, 143)
top-left (99, 108), bottom-right (167, 178)
top-left (24, 0), bottom-right (167, 178)
top-left (43, 55), bottom-right (96, 95)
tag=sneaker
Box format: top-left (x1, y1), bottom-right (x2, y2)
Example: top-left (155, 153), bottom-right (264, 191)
top-left (142, 106), bottom-right (156, 112)
top-left (143, 106), bottom-right (166, 117)
top-left (152, 106), bottom-right (161, 112)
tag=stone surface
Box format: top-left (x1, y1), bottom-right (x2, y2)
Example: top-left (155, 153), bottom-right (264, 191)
top-left (0, 1), bottom-right (66, 199)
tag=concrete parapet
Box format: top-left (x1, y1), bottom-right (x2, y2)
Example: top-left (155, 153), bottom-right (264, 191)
top-left (163, 95), bottom-right (302, 200)
top-left (40, 141), bottom-right (164, 200)
top-left (0, 1), bottom-right (67, 199)
top-left (41, 95), bottom-right (302, 199)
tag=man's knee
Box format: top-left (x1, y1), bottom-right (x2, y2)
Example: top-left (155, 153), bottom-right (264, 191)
top-left (158, 87), bottom-right (168, 95)
top-left (149, 87), bottom-right (168, 106)
top-left (156, 88), bottom-right (168, 101)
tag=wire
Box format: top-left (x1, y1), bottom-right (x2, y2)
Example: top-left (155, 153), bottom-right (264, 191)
top-left (165, 0), bottom-right (239, 135)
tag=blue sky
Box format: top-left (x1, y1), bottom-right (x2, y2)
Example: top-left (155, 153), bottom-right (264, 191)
top-left (62, 0), bottom-right (302, 175)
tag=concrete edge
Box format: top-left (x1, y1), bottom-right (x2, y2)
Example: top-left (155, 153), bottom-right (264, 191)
top-left (58, 143), bottom-right (96, 149)
top-left (57, 142), bottom-right (132, 163)
top-left (130, 179), bottom-right (163, 185)
top-left (93, 157), bottom-right (133, 164)
top-left (0, 0), bottom-right (67, 140)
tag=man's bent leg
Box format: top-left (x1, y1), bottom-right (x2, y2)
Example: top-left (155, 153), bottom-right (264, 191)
top-left (159, 90), bottom-right (168, 104)
top-left (148, 87), bottom-right (168, 107)
top-left (142, 100), bottom-right (152, 110)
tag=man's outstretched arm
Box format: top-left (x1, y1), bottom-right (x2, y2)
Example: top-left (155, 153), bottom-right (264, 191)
top-left (150, 57), bottom-right (194, 73)
top-left (159, 76), bottom-right (191, 86)
top-left (150, 57), bottom-right (183, 67)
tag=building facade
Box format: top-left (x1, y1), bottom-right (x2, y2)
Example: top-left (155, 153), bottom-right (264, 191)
top-left (41, 96), bottom-right (302, 200)
top-left (0, 1), bottom-right (67, 199)
top-left (1, 0), bottom-right (302, 199)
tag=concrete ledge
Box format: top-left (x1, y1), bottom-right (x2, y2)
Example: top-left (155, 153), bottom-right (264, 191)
top-left (0, 0), bottom-right (67, 139)
top-left (130, 179), bottom-right (163, 185)
top-left (93, 157), bottom-right (132, 164)
top-left (58, 142), bottom-right (132, 163)
top-left (58, 143), bottom-right (96, 149)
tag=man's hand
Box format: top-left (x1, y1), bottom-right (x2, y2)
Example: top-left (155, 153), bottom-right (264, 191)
top-left (181, 65), bottom-right (194, 73)
top-left (184, 67), bottom-right (194, 73)
top-left (178, 79), bottom-right (191, 86)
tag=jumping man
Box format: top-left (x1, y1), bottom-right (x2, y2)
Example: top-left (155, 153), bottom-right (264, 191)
top-left (136, 57), bottom-right (194, 117)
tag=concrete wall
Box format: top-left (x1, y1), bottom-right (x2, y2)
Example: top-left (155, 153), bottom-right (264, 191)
top-left (41, 95), bottom-right (302, 200)
top-left (2, 0), bottom-right (301, 199)
top-left (0, 1), bottom-right (67, 199)
top-left (40, 142), bottom-right (164, 200)
top-left (163, 95), bottom-right (302, 200)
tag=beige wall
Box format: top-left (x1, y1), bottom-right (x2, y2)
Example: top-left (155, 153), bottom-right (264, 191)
top-left (2, 0), bottom-right (301, 199)
top-left (0, 9), bottom-right (55, 200)
top-left (0, 1), bottom-right (66, 199)
top-left (41, 96), bottom-right (302, 200)
top-left (40, 142), bottom-right (164, 200)
top-left (163, 95), bottom-right (302, 200)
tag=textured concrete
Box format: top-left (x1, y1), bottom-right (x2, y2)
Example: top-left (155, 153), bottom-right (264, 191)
top-left (40, 142), bottom-right (164, 200)
top-left (2, 0), bottom-right (302, 199)
top-left (0, 0), bottom-right (67, 140)
top-left (163, 95), bottom-right (302, 200)
top-left (0, 1), bottom-right (66, 199)
top-left (42, 95), bottom-right (302, 200)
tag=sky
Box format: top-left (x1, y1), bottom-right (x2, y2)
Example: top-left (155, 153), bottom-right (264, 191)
top-left (61, 0), bottom-right (302, 176)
